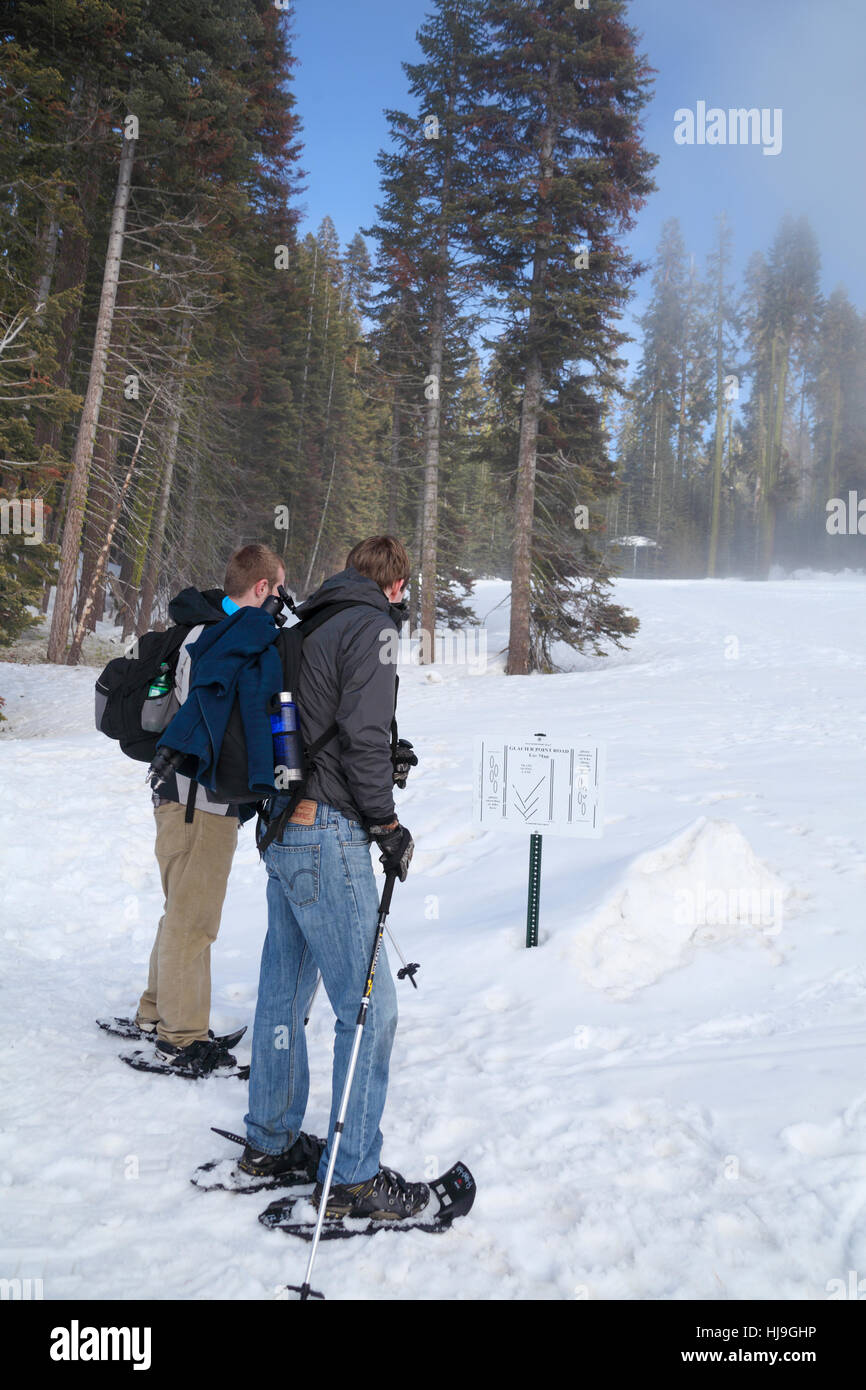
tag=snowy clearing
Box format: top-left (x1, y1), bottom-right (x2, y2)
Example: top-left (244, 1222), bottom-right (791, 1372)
top-left (1, 575), bottom-right (866, 1301)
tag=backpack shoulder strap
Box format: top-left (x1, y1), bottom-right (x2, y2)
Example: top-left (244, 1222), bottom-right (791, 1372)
top-left (176, 623), bottom-right (204, 705)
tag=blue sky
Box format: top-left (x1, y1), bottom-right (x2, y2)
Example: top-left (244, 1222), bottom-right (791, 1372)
top-left (290, 0), bottom-right (866, 369)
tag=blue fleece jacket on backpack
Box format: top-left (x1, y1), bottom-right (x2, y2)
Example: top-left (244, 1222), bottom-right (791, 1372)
top-left (158, 606), bottom-right (282, 798)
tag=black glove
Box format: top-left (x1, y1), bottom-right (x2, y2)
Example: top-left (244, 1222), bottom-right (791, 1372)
top-left (147, 745), bottom-right (186, 792)
top-left (392, 738), bottom-right (419, 789)
top-left (369, 823), bottom-right (414, 882)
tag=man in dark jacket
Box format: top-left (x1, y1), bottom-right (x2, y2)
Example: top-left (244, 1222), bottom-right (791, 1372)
top-left (241, 536), bottom-right (427, 1221)
top-left (133, 543), bottom-right (285, 1076)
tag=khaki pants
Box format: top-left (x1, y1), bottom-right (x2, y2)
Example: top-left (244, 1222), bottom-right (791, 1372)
top-left (136, 803), bottom-right (239, 1047)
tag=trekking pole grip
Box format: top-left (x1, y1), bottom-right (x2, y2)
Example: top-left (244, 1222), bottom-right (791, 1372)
top-left (379, 868), bottom-right (398, 918)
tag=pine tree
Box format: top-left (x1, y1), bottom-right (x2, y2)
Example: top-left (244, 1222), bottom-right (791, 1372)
top-left (472, 0), bottom-right (656, 672)
top-left (705, 212), bottom-right (738, 575)
top-left (810, 289), bottom-right (866, 562)
top-left (741, 215), bottom-right (822, 574)
top-left (631, 219), bottom-right (691, 546)
top-left (365, 0), bottom-right (489, 652)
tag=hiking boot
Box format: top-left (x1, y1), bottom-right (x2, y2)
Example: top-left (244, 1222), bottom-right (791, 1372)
top-left (312, 1166), bottom-right (430, 1221)
top-left (238, 1131), bottom-right (325, 1180)
top-left (154, 1037), bottom-right (236, 1076)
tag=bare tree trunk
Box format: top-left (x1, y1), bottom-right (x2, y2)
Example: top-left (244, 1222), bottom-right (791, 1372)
top-left (655, 397), bottom-right (665, 539)
top-left (34, 212), bottom-right (60, 308)
top-left (48, 133), bottom-right (136, 662)
top-left (67, 388), bottom-right (162, 663)
top-left (508, 350), bottom-right (543, 675)
top-left (753, 393), bottom-right (767, 575)
top-left (303, 282), bottom-right (347, 591)
top-left (118, 549), bottom-right (137, 640)
top-left (387, 396), bottom-right (402, 534)
top-left (507, 85), bottom-right (556, 677)
top-left (419, 293), bottom-right (445, 661)
top-left (304, 449), bottom-right (338, 591)
top-left (178, 404), bottom-right (203, 582)
top-left (287, 242), bottom-right (319, 563)
top-left (75, 276), bottom-right (132, 630)
top-left (676, 263), bottom-right (696, 519)
top-left (137, 318), bottom-right (194, 632)
top-left (122, 462), bottom-right (161, 637)
top-left (418, 65), bottom-right (454, 664)
top-left (762, 337), bottom-right (788, 574)
top-left (827, 377), bottom-right (841, 501)
top-left (37, 83), bottom-right (102, 613)
top-left (707, 253), bottom-right (725, 576)
top-left (409, 479), bottom-right (425, 634)
top-left (34, 77), bottom-right (102, 462)
top-left (75, 421), bottom-right (117, 632)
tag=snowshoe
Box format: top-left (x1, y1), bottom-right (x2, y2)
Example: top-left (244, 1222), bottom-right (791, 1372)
top-left (122, 1037), bottom-right (249, 1080)
top-left (97, 1017), bottom-right (247, 1049)
top-left (191, 1128), bottom-right (325, 1194)
top-left (259, 1161), bottom-right (475, 1240)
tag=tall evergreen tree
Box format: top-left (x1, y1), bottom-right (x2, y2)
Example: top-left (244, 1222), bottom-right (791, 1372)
top-left (471, 0), bottom-right (656, 672)
top-left (741, 215), bottom-right (822, 574)
top-left (365, 0), bottom-right (488, 653)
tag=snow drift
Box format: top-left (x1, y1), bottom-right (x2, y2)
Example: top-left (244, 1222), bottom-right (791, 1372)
top-left (571, 817), bottom-right (789, 997)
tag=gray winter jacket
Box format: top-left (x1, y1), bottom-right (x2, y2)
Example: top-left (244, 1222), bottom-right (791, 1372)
top-left (291, 567), bottom-right (407, 828)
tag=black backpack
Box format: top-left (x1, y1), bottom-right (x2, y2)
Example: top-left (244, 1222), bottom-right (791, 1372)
top-left (95, 625), bottom-right (196, 764)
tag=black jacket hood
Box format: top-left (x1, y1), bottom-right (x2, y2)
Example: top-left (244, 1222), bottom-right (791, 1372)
top-left (295, 567), bottom-right (408, 628)
top-left (168, 586), bottom-right (227, 627)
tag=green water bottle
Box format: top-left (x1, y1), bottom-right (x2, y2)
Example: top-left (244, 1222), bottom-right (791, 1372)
top-left (146, 663), bottom-right (171, 699)
top-left (143, 661), bottom-right (177, 733)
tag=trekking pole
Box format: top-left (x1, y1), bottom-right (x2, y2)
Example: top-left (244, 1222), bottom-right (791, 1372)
top-left (384, 924), bottom-right (420, 988)
top-left (287, 869), bottom-right (399, 1302)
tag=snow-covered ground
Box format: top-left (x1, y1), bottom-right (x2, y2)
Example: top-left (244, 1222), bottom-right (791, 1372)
top-left (1, 575), bottom-right (865, 1301)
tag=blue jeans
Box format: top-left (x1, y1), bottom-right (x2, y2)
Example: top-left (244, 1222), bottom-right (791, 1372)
top-left (244, 802), bottom-right (398, 1185)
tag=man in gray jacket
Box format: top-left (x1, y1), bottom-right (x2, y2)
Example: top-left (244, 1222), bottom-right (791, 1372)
top-left (241, 536), bottom-right (427, 1221)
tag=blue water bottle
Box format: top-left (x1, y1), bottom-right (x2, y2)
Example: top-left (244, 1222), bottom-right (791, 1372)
top-left (270, 691), bottom-right (304, 786)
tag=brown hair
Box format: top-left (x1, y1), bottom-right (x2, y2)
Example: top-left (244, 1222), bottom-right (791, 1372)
top-left (224, 543), bottom-right (284, 599)
top-left (346, 536), bottom-right (411, 591)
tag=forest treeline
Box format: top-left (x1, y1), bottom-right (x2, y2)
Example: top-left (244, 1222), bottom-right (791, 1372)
top-left (615, 212), bottom-right (866, 580)
top-left (1, 1), bottom-right (863, 674)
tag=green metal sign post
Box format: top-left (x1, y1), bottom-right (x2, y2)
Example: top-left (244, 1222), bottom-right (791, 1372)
top-left (525, 832), bottom-right (543, 948)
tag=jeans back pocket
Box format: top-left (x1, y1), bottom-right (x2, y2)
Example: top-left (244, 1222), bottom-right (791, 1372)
top-left (271, 844), bottom-right (321, 906)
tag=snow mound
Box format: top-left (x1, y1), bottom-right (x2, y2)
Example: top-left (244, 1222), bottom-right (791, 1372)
top-left (571, 818), bottom-right (788, 998)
